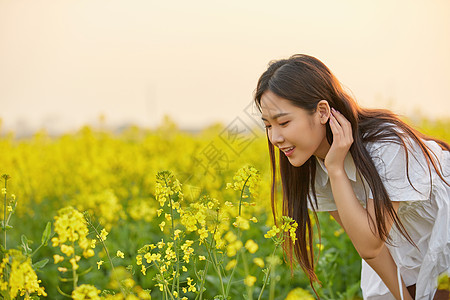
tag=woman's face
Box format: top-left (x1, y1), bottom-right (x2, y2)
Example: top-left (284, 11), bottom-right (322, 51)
top-left (260, 90), bottom-right (330, 166)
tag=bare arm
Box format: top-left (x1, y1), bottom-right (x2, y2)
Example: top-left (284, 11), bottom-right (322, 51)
top-left (330, 211), bottom-right (412, 300)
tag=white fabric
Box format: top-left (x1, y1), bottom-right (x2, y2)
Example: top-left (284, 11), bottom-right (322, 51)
top-left (309, 135), bottom-right (450, 300)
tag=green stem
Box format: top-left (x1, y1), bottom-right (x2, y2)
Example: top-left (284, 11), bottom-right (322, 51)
top-left (86, 216), bottom-right (127, 296)
top-left (72, 241), bottom-right (78, 290)
top-left (197, 223), bottom-right (218, 300)
top-left (257, 246), bottom-right (278, 300)
top-left (226, 175), bottom-right (250, 298)
top-left (30, 243), bottom-right (43, 258)
top-left (197, 257), bottom-right (210, 300)
top-left (269, 268), bottom-right (276, 300)
top-left (3, 177), bottom-right (7, 250)
top-left (167, 191), bottom-right (179, 296)
top-left (240, 250), bottom-right (253, 300)
top-left (238, 175), bottom-right (251, 216)
top-left (204, 237), bottom-right (226, 296)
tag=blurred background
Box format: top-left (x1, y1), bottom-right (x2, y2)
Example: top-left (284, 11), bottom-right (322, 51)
top-left (1, 0), bottom-right (449, 136)
top-left (1, 1), bottom-right (450, 298)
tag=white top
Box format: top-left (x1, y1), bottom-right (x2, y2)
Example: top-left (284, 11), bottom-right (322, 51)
top-left (308, 135), bottom-right (450, 300)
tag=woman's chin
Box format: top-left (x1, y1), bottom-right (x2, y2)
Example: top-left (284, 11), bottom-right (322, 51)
top-left (287, 156), bottom-right (307, 167)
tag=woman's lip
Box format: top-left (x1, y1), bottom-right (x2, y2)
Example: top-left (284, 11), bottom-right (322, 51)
top-left (283, 146), bottom-right (295, 156)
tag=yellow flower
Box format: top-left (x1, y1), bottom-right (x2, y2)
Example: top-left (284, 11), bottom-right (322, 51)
top-left (245, 239), bottom-right (259, 253)
top-left (174, 229), bottom-right (182, 240)
top-left (165, 213), bottom-right (172, 221)
top-left (285, 287), bottom-right (315, 300)
top-left (116, 250), bottom-right (125, 258)
top-left (250, 217), bottom-right (258, 223)
top-left (187, 277), bottom-right (196, 292)
top-left (182, 265), bottom-right (188, 272)
top-left (2, 251), bottom-right (47, 298)
top-left (198, 255), bottom-right (206, 261)
top-left (6, 205), bottom-right (12, 212)
top-left (58, 267), bottom-right (68, 273)
top-left (53, 254), bottom-right (64, 264)
top-left (253, 257), bottom-right (265, 268)
top-left (99, 228), bottom-right (108, 241)
top-left (159, 221), bottom-right (166, 231)
top-left (264, 225), bottom-right (280, 239)
top-left (224, 231), bottom-right (237, 243)
top-left (334, 228), bottom-right (344, 237)
top-left (97, 260), bottom-right (104, 269)
top-left (60, 244), bottom-right (75, 257)
top-left (1, 188), bottom-right (6, 195)
top-left (84, 248), bottom-right (95, 258)
top-left (141, 265), bottom-right (147, 275)
top-left (157, 208), bottom-right (163, 217)
top-left (225, 201), bottom-right (234, 207)
top-left (225, 259), bottom-right (237, 271)
top-left (157, 240), bottom-right (166, 248)
top-left (227, 166), bottom-right (261, 198)
top-left (226, 240), bottom-right (243, 257)
top-left (136, 255), bottom-right (142, 265)
top-left (72, 284), bottom-right (101, 300)
top-left (244, 275), bottom-right (257, 287)
top-left (173, 291), bottom-right (179, 297)
top-left (53, 207), bottom-right (94, 259)
top-left (197, 227), bottom-right (209, 243)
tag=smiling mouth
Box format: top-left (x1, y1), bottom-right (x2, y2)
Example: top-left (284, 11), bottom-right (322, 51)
top-left (281, 146), bottom-right (295, 155)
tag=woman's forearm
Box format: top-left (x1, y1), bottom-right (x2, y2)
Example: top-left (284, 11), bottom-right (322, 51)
top-left (330, 212), bottom-right (412, 300)
top-left (328, 169), bottom-right (395, 259)
top-left (364, 244), bottom-right (412, 300)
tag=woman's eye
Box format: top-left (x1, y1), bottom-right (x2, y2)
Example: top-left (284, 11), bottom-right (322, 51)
top-left (280, 121), bottom-right (290, 126)
top-left (264, 124), bottom-right (272, 129)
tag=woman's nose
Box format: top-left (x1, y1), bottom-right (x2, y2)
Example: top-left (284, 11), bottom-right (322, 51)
top-left (270, 128), bottom-right (284, 144)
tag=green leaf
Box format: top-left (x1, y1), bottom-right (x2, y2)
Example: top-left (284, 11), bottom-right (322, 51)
top-left (41, 222), bottom-right (51, 245)
top-left (32, 258), bottom-right (49, 269)
top-left (21, 234), bottom-right (32, 254)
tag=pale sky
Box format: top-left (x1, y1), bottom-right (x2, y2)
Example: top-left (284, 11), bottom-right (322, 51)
top-left (1, 0), bottom-right (449, 134)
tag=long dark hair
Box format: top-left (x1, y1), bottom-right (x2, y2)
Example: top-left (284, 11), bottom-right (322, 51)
top-left (254, 54), bottom-right (450, 292)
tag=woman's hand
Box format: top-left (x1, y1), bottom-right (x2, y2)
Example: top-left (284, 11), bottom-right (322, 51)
top-left (324, 108), bottom-right (354, 174)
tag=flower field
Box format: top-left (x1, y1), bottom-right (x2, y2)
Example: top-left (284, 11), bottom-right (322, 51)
top-left (0, 116), bottom-right (448, 300)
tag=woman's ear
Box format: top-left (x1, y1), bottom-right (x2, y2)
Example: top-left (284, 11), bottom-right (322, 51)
top-left (316, 100), bottom-right (331, 124)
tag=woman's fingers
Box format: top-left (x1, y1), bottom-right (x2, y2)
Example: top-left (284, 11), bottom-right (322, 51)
top-left (330, 109), bottom-right (353, 145)
top-left (329, 113), bottom-right (343, 138)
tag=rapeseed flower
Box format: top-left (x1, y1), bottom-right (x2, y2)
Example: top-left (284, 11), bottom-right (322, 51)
top-left (71, 284), bottom-right (101, 300)
top-left (244, 275), bottom-right (257, 287)
top-left (186, 277), bottom-right (196, 292)
top-left (155, 171), bottom-right (183, 208)
top-left (225, 259), bottom-right (237, 271)
top-left (226, 165), bottom-right (261, 198)
top-left (253, 257), bottom-right (265, 268)
top-left (116, 250), bottom-right (124, 258)
top-left (244, 239), bottom-right (258, 253)
top-left (285, 287), bottom-right (315, 300)
top-left (232, 216), bottom-right (250, 230)
top-left (97, 260), bottom-right (104, 269)
top-left (0, 250), bottom-right (47, 299)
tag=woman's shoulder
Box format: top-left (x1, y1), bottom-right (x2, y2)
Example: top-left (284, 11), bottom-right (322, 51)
top-left (362, 124), bottom-right (445, 162)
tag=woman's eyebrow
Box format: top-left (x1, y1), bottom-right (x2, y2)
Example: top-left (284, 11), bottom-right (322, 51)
top-left (261, 112), bottom-right (291, 121)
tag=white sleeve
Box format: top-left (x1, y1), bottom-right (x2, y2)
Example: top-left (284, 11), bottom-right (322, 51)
top-left (366, 138), bottom-right (432, 202)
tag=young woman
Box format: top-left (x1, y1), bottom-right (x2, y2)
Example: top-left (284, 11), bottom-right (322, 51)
top-left (254, 54), bottom-right (450, 299)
